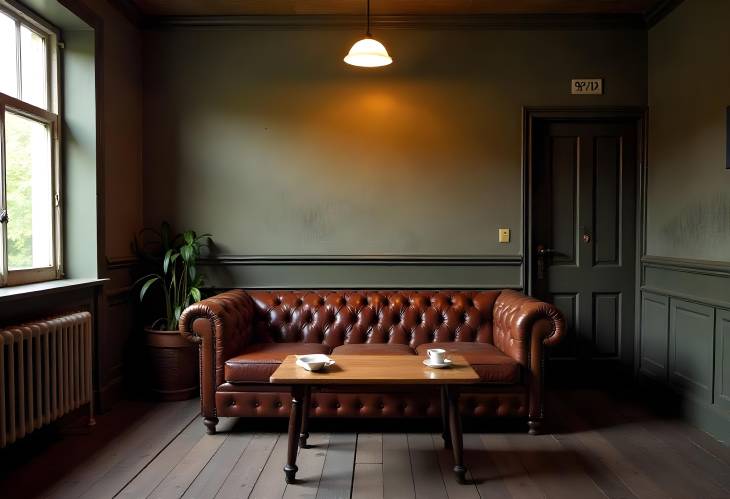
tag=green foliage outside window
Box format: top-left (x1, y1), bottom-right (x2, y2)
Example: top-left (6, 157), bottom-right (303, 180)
top-left (6, 115), bottom-right (34, 269)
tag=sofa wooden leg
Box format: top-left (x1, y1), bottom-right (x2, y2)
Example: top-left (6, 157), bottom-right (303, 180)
top-left (204, 417), bottom-right (219, 435)
top-left (528, 419), bottom-right (542, 435)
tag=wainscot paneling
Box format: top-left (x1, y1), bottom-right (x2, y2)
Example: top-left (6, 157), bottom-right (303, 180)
top-left (639, 291), bottom-right (669, 381)
top-left (639, 256), bottom-right (730, 443)
top-left (199, 255), bottom-right (523, 289)
top-left (669, 299), bottom-right (714, 404)
top-left (716, 310), bottom-right (730, 412)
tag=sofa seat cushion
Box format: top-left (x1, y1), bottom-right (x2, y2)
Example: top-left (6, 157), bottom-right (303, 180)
top-left (416, 342), bottom-right (520, 383)
top-left (225, 343), bottom-right (332, 383)
top-left (332, 343), bottom-right (416, 356)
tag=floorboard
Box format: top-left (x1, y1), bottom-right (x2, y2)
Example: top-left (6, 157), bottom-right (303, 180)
top-left (0, 389), bottom-right (727, 499)
top-left (283, 433), bottom-right (330, 499)
top-left (478, 434), bottom-right (543, 499)
top-left (214, 432), bottom-right (279, 499)
top-left (115, 417), bottom-right (202, 498)
top-left (249, 431), bottom-right (290, 499)
top-left (148, 419), bottom-right (239, 499)
top-left (433, 434), bottom-right (481, 499)
top-left (351, 463), bottom-right (383, 499)
top-left (407, 433), bottom-right (448, 499)
top-left (355, 433), bottom-right (382, 464)
top-left (316, 433), bottom-right (357, 499)
top-left (181, 421), bottom-right (253, 498)
top-left (382, 433), bottom-right (415, 499)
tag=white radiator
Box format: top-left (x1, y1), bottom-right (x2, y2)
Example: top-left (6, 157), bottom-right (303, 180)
top-left (0, 311), bottom-right (93, 448)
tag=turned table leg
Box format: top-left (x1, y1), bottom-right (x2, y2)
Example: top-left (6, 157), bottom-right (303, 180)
top-left (441, 386), bottom-right (451, 449)
top-left (284, 385), bottom-right (305, 484)
top-left (300, 386), bottom-right (311, 448)
top-left (446, 385), bottom-right (467, 484)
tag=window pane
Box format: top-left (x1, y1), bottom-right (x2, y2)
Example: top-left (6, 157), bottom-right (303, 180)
top-left (20, 25), bottom-right (47, 109)
top-left (0, 11), bottom-right (17, 98)
top-left (5, 111), bottom-right (53, 270)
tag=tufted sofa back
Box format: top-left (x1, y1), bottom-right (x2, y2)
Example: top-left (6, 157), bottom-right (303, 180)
top-left (247, 290), bottom-right (502, 349)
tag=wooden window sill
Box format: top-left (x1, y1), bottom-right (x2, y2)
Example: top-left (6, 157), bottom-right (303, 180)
top-left (0, 278), bottom-right (107, 302)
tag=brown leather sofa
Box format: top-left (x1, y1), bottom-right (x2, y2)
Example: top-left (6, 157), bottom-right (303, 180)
top-left (179, 289), bottom-right (565, 435)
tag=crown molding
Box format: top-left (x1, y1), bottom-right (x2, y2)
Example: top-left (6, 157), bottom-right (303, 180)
top-left (645, 0), bottom-right (685, 28)
top-left (148, 13), bottom-right (646, 31)
top-left (107, 0), bottom-right (145, 27)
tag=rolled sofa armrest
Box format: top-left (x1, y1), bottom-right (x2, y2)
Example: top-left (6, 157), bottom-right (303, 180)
top-left (493, 289), bottom-right (566, 425)
top-left (494, 289), bottom-right (566, 351)
top-left (179, 289), bottom-right (254, 418)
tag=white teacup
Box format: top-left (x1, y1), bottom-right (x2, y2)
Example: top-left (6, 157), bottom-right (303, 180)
top-left (427, 348), bottom-right (447, 364)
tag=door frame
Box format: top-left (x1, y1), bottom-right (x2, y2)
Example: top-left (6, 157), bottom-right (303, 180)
top-left (521, 106), bottom-right (648, 372)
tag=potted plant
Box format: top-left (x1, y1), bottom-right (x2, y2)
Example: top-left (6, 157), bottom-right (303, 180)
top-left (135, 222), bottom-right (211, 401)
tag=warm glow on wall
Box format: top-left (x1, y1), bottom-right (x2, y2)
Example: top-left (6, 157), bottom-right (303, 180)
top-left (344, 0), bottom-right (392, 68)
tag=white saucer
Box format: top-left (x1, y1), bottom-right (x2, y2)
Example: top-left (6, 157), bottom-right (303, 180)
top-left (423, 358), bottom-right (453, 369)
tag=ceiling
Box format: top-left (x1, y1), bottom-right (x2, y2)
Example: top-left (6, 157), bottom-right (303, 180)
top-left (129, 0), bottom-right (666, 18)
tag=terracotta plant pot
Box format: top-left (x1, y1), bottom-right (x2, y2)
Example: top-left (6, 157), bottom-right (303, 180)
top-left (144, 328), bottom-right (199, 401)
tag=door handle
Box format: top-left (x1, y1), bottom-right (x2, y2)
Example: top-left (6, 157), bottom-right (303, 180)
top-left (536, 245), bottom-right (554, 279)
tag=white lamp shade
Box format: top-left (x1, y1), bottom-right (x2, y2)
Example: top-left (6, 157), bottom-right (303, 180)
top-left (344, 37), bottom-right (393, 67)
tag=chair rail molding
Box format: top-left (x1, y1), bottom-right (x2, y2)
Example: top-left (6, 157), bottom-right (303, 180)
top-left (198, 254), bottom-right (524, 290)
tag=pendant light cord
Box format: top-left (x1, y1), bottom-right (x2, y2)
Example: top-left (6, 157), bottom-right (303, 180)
top-left (366, 0), bottom-right (371, 37)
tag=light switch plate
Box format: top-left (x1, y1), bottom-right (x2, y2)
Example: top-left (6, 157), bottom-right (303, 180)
top-left (499, 228), bottom-right (510, 243)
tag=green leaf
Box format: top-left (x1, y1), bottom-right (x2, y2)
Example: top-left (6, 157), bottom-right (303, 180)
top-left (180, 244), bottom-right (193, 263)
top-left (163, 248), bottom-right (174, 274)
top-left (184, 231), bottom-right (194, 245)
top-left (174, 305), bottom-right (182, 322)
top-left (139, 277), bottom-right (159, 302)
top-left (188, 265), bottom-right (197, 281)
top-left (191, 287), bottom-right (201, 303)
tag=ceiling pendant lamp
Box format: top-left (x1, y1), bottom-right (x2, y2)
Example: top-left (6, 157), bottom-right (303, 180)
top-left (344, 0), bottom-right (392, 67)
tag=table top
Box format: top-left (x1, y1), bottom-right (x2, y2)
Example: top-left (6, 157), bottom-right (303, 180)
top-left (269, 354), bottom-right (480, 385)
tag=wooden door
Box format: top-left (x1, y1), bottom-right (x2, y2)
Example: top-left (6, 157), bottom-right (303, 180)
top-left (530, 119), bottom-right (638, 373)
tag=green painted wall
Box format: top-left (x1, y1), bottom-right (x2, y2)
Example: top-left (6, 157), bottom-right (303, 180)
top-left (143, 27), bottom-right (646, 273)
top-left (63, 29), bottom-right (97, 279)
top-left (639, 0), bottom-right (730, 443)
top-left (646, 0), bottom-right (730, 262)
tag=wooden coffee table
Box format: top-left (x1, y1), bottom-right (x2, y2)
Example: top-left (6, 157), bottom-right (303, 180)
top-left (270, 354), bottom-right (480, 484)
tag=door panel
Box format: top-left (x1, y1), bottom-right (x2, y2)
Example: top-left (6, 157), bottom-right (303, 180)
top-left (594, 137), bottom-right (620, 266)
top-left (531, 119), bottom-right (637, 369)
top-left (594, 293), bottom-right (619, 357)
top-left (550, 137), bottom-right (578, 266)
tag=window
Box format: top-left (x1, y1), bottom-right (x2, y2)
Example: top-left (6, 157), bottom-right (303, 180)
top-left (0, 2), bottom-right (60, 286)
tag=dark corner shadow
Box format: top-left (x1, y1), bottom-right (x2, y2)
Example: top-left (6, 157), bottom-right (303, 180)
top-left (0, 401), bottom-right (160, 498)
top-left (543, 386), bottom-right (689, 435)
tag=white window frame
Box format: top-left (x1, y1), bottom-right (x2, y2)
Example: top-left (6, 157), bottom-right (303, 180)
top-left (0, 0), bottom-right (62, 287)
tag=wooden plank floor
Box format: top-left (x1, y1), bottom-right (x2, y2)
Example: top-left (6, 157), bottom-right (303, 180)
top-left (0, 389), bottom-right (728, 499)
